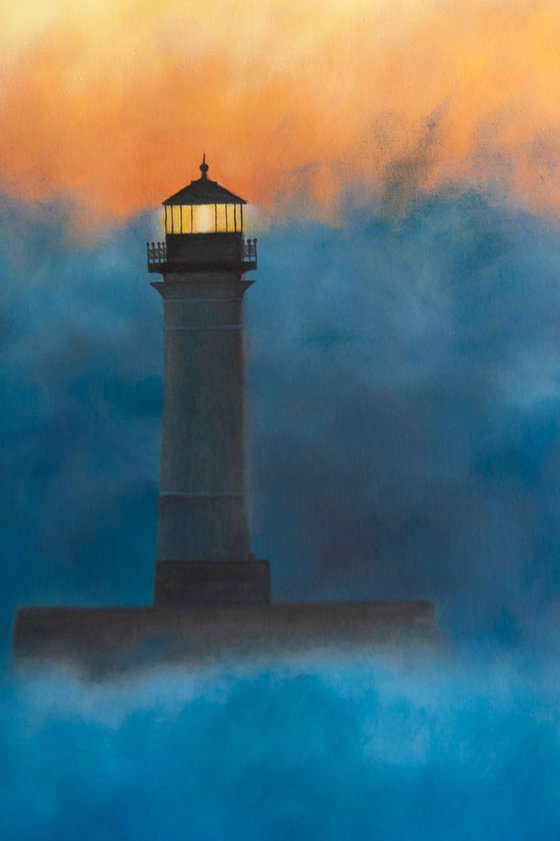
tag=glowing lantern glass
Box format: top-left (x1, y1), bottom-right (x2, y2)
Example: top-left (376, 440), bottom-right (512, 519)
top-left (164, 201), bottom-right (243, 234)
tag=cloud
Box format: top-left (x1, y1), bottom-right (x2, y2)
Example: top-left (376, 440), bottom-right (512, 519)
top-left (1, 0), bottom-right (560, 221)
top-left (247, 188), bottom-right (560, 637)
top-left (2, 648), bottom-right (560, 839)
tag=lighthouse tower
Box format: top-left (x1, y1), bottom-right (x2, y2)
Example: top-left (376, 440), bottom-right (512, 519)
top-left (147, 158), bottom-right (270, 607)
top-left (13, 157), bottom-right (438, 670)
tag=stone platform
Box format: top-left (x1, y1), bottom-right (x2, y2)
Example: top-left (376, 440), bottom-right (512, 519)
top-left (13, 601), bottom-right (438, 678)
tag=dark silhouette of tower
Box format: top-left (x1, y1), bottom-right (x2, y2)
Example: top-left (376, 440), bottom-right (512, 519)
top-left (147, 158), bottom-right (270, 606)
top-left (13, 159), bottom-right (437, 674)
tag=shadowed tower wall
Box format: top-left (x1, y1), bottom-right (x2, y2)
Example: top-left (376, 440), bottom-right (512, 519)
top-left (148, 162), bottom-right (269, 606)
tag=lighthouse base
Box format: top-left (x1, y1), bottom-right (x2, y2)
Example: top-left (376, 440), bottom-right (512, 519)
top-left (13, 601), bottom-right (440, 679)
top-left (154, 560), bottom-right (270, 607)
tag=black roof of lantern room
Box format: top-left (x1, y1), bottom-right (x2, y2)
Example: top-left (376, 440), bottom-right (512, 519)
top-left (163, 156), bottom-right (247, 206)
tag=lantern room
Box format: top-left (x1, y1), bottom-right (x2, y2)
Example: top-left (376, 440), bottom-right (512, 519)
top-left (163, 155), bottom-right (245, 235)
top-left (147, 157), bottom-right (256, 273)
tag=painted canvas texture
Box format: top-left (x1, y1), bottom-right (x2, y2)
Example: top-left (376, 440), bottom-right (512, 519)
top-left (2, 1), bottom-right (560, 837)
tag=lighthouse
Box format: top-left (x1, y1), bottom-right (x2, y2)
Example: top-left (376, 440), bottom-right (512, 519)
top-left (13, 159), bottom-right (438, 673)
top-left (147, 158), bottom-right (270, 607)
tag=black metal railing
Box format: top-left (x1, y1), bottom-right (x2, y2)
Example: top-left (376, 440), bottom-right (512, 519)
top-left (243, 238), bottom-right (257, 263)
top-left (147, 241), bottom-right (167, 264)
top-left (146, 238), bottom-right (257, 268)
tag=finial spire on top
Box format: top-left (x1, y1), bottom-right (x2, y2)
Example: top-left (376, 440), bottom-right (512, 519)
top-left (200, 153), bottom-right (209, 179)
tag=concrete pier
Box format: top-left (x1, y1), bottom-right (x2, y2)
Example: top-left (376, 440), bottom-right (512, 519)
top-left (14, 601), bottom-right (439, 678)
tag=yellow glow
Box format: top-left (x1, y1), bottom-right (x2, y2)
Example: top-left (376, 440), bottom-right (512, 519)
top-left (164, 203), bottom-right (242, 234)
top-left (192, 204), bottom-right (215, 233)
top-left (216, 204), bottom-right (228, 233)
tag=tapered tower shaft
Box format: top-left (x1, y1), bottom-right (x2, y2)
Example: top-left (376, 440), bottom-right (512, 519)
top-left (155, 273), bottom-right (251, 562)
top-left (148, 161), bottom-right (269, 606)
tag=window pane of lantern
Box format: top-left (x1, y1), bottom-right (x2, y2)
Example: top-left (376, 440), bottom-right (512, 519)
top-left (224, 204), bottom-right (240, 232)
top-left (228, 204), bottom-right (235, 232)
top-left (216, 204), bottom-right (228, 232)
top-left (181, 206), bottom-right (189, 233)
top-left (172, 205), bottom-right (182, 233)
top-left (165, 207), bottom-right (173, 234)
top-left (192, 204), bottom-right (215, 233)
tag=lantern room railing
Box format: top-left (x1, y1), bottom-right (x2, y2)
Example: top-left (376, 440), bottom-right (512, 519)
top-left (146, 238), bottom-right (257, 270)
top-left (243, 238), bottom-right (257, 263)
top-left (147, 241), bottom-right (167, 264)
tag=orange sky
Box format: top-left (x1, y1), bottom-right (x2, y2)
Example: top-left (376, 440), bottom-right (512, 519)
top-left (1, 0), bottom-right (560, 224)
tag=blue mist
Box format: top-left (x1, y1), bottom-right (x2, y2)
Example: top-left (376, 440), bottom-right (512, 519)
top-left (2, 649), bottom-right (560, 840)
top-left (2, 189), bottom-right (560, 837)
